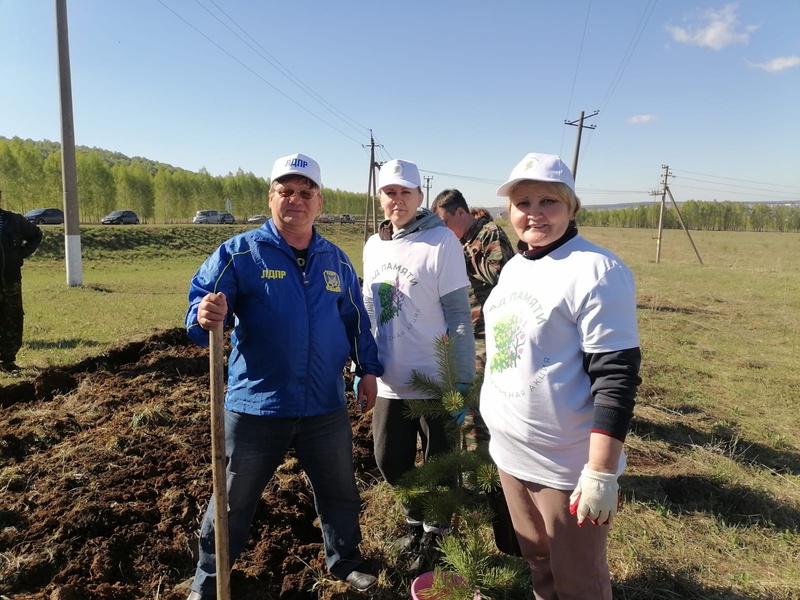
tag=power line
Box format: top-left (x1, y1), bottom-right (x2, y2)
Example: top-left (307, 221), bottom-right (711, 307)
top-left (672, 169), bottom-right (800, 190)
top-left (669, 183), bottom-right (797, 201)
top-left (672, 175), bottom-right (799, 196)
top-left (197, 0), bottom-right (370, 137)
top-left (419, 169), bottom-right (503, 186)
top-left (153, 0), bottom-right (366, 145)
top-left (571, 0), bottom-right (658, 160)
top-left (561, 0), bottom-right (593, 155)
top-left (597, 0), bottom-right (658, 114)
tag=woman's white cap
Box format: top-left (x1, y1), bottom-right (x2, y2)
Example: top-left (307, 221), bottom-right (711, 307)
top-left (496, 153), bottom-right (575, 196)
top-left (379, 159), bottom-right (421, 190)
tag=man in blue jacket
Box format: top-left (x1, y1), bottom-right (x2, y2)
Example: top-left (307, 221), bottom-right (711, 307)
top-left (184, 153), bottom-right (383, 598)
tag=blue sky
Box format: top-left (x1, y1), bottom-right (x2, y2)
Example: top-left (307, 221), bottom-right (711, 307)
top-left (2, 1), bottom-right (798, 209)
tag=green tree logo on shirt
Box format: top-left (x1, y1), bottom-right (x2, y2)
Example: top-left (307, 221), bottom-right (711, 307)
top-left (490, 315), bottom-right (526, 372)
top-left (378, 277), bottom-right (404, 325)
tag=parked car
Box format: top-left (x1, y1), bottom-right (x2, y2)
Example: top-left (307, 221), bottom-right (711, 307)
top-left (193, 210), bottom-right (235, 224)
top-left (24, 208), bottom-right (64, 225)
top-left (315, 213), bottom-right (335, 223)
top-left (193, 210), bottom-right (220, 224)
top-left (339, 213), bottom-right (356, 223)
top-left (247, 214), bottom-right (269, 224)
top-left (101, 210), bottom-right (139, 225)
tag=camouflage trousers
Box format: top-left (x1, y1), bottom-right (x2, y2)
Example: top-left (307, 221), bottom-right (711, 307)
top-left (464, 337), bottom-right (490, 451)
top-left (0, 281), bottom-right (24, 363)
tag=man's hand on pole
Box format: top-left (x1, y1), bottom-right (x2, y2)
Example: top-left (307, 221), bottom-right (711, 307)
top-left (198, 292), bottom-right (227, 330)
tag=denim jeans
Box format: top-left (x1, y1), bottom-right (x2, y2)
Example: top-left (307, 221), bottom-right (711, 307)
top-left (190, 407), bottom-right (364, 597)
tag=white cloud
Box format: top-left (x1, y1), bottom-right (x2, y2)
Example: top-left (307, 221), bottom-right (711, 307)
top-left (665, 3), bottom-right (758, 51)
top-left (746, 56), bottom-right (800, 72)
top-left (627, 115), bottom-right (658, 125)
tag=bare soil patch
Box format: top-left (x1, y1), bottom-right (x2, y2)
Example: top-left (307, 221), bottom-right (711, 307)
top-left (0, 329), bottom-right (378, 599)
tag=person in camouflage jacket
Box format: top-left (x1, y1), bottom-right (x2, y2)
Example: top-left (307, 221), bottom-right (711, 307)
top-left (0, 192), bottom-right (43, 371)
top-left (432, 188), bottom-right (521, 556)
top-left (432, 189), bottom-right (515, 372)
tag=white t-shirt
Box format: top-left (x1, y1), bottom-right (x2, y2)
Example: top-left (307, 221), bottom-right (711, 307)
top-left (363, 226), bottom-right (469, 398)
top-left (480, 235), bottom-right (639, 489)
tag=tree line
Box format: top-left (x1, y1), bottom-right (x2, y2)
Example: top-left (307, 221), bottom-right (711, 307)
top-left (4, 137), bottom-right (797, 231)
top-left (0, 137), bottom-right (369, 223)
top-left (576, 199), bottom-right (800, 233)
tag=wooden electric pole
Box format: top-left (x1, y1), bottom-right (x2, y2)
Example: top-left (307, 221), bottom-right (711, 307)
top-left (564, 110), bottom-right (598, 181)
top-left (55, 0), bottom-right (83, 286)
top-left (655, 164), bottom-right (703, 265)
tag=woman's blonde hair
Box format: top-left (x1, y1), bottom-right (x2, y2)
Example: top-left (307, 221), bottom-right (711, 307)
top-left (507, 180), bottom-right (581, 219)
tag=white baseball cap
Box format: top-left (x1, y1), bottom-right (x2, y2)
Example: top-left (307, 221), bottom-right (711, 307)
top-left (496, 153), bottom-right (575, 196)
top-left (270, 153), bottom-right (322, 188)
top-left (379, 159), bottom-right (421, 190)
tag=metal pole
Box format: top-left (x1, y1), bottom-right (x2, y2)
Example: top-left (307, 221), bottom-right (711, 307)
top-left (55, 0), bottom-right (82, 286)
top-left (209, 325), bottom-right (231, 600)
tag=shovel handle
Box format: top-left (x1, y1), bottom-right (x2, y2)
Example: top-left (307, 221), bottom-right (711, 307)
top-left (209, 324), bottom-right (231, 600)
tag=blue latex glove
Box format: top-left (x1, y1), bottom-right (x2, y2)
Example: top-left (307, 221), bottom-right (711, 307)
top-left (451, 407), bottom-right (469, 425)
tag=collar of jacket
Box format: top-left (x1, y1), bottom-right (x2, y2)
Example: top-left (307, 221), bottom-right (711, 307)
top-left (254, 218), bottom-right (322, 252)
top-left (378, 208), bottom-right (445, 241)
top-left (517, 223), bottom-right (579, 260)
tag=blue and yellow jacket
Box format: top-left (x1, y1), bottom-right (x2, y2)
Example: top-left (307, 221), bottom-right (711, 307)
top-left (186, 219), bottom-right (382, 417)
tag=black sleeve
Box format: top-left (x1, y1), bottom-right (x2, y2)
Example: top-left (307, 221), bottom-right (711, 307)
top-left (20, 217), bottom-right (43, 259)
top-left (583, 347), bottom-right (642, 442)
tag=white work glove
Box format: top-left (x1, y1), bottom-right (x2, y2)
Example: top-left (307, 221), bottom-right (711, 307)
top-left (569, 465), bottom-right (619, 526)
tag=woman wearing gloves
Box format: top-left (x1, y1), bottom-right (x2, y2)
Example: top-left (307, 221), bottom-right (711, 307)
top-left (480, 153), bottom-right (641, 600)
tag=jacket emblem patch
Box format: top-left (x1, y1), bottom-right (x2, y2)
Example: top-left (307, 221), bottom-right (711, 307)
top-left (324, 270), bottom-right (341, 292)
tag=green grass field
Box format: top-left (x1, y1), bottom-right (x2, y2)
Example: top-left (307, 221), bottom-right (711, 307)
top-left (5, 223), bottom-right (800, 598)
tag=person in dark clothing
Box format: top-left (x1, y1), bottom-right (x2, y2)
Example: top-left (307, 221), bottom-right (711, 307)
top-left (0, 191), bottom-right (43, 372)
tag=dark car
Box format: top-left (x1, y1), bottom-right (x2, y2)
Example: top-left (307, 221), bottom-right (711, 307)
top-left (101, 210), bottom-right (140, 225)
top-left (24, 208), bottom-right (64, 225)
top-left (219, 212), bottom-right (236, 224)
top-left (247, 214), bottom-right (269, 224)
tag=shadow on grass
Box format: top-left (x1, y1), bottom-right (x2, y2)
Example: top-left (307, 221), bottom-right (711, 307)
top-left (630, 415), bottom-right (800, 476)
top-left (614, 563), bottom-right (767, 600)
top-left (636, 303), bottom-right (715, 316)
top-left (24, 338), bottom-right (104, 351)
top-left (622, 472), bottom-right (800, 531)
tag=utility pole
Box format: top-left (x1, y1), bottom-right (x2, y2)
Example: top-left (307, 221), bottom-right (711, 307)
top-left (654, 165), bottom-right (669, 263)
top-left (55, 0), bottom-right (83, 286)
top-left (363, 131), bottom-right (382, 243)
top-left (564, 110), bottom-right (598, 181)
top-left (423, 176), bottom-right (433, 209)
top-left (655, 164), bottom-right (703, 265)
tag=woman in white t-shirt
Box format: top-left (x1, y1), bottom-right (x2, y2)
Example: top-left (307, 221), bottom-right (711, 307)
top-left (361, 159), bottom-right (475, 555)
top-left (480, 153), bottom-right (641, 600)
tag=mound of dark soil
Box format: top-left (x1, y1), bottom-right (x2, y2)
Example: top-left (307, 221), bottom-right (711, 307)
top-left (0, 329), bottom-right (377, 599)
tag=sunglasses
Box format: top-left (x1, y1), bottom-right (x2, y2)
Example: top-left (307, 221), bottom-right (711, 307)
top-left (275, 187), bottom-right (317, 201)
